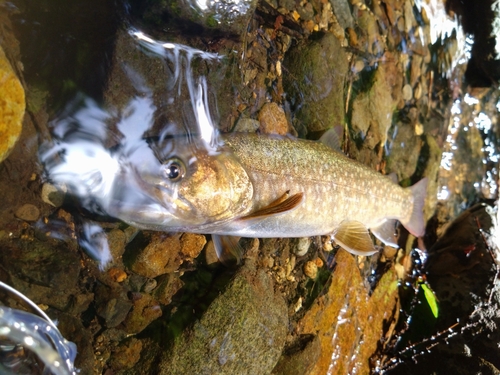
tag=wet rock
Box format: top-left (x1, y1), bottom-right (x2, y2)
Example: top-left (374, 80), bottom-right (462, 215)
top-left (258, 102), bottom-right (289, 135)
top-left (14, 203), bottom-right (40, 222)
top-left (107, 228), bottom-right (127, 260)
top-left (233, 117), bottom-right (260, 132)
top-left (180, 233), bottom-right (207, 260)
top-left (97, 297), bottom-right (133, 328)
top-left (41, 182), bottom-right (65, 207)
top-left (159, 260), bottom-right (288, 375)
top-left (351, 57), bottom-right (403, 147)
top-left (108, 337), bottom-right (143, 371)
top-left (293, 237), bottom-right (311, 256)
top-left (272, 334), bottom-right (321, 375)
top-left (402, 83), bottom-right (413, 101)
top-left (124, 293), bottom-right (162, 334)
top-left (153, 273), bottom-right (184, 305)
top-left (284, 32), bottom-right (348, 133)
top-left (153, 0), bottom-right (258, 36)
top-left (299, 249), bottom-right (399, 374)
top-left (303, 260), bottom-right (318, 279)
top-left (0, 44), bottom-right (25, 163)
top-left (330, 0), bottom-right (354, 29)
top-left (130, 233), bottom-right (183, 278)
top-left (386, 123), bottom-right (423, 181)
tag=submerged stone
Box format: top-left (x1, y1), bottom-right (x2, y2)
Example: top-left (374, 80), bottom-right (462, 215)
top-left (284, 32), bottom-right (348, 133)
top-left (159, 260), bottom-right (288, 375)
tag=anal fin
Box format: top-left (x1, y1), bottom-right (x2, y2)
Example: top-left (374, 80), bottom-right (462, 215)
top-left (332, 220), bottom-right (378, 256)
top-left (239, 192), bottom-right (304, 221)
top-left (371, 219), bottom-right (398, 248)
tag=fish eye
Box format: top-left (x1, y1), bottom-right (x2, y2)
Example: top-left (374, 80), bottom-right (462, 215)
top-left (163, 158), bottom-right (185, 181)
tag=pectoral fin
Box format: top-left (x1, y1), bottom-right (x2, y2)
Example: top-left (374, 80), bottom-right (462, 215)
top-left (212, 235), bottom-right (244, 266)
top-left (332, 220), bottom-right (378, 256)
top-left (239, 192), bottom-right (304, 221)
top-left (371, 219), bottom-right (398, 248)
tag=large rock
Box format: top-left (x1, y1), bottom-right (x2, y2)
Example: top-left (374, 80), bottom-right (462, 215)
top-left (0, 44), bottom-right (25, 163)
top-left (284, 32), bottom-right (349, 134)
top-left (158, 260), bottom-right (288, 375)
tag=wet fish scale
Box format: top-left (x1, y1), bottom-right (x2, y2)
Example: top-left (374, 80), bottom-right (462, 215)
top-left (222, 133), bottom-right (415, 237)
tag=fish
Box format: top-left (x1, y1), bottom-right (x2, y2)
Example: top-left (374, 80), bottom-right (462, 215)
top-left (121, 131), bottom-right (428, 256)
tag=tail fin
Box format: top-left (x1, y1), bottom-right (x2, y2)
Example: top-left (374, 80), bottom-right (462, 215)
top-left (401, 177), bottom-right (428, 237)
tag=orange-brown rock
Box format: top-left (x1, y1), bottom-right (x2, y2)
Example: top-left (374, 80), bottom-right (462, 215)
top-left (299, 249), bottom-right (399, 374)
top-left (0, 45), bottom-right (25, 163)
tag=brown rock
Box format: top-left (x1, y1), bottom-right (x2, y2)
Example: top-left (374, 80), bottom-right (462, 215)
top-left (299, 249), bottom-right (399, 374)
top-left (130, 233), bottom-right (183, 278)
top-left (180, 233), bottom-right (207, 259)
top-left (14, 204), bottom-right (40, 222)
top-left (258, 102), bottom-right (289, 135)
top-left (124, 293), bottom-right (162, 334)
top-left (109, 338), bottom-right (143, 371)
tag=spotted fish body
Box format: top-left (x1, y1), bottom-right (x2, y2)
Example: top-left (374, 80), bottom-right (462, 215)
top-left (129, 132), bottom-right (427, 255)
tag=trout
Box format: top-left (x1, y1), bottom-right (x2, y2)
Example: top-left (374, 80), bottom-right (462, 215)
top-left (123, 132), bottom-right (428, 256)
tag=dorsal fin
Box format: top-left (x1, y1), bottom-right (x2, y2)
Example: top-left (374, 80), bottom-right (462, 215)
top-left (319, 126), bottom-right (344, 152)
top-left (239, 192), bottom-right (304, 221)
top-left (332, 220), bottom-right (378, 256)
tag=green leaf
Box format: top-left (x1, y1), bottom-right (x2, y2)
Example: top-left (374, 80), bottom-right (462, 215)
top-left (420, 283), bottom-right (439, 318)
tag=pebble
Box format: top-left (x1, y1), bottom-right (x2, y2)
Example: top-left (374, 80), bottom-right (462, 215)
top-left (108, 268), bottom-right (127, 283)
top-left (15, 204), bottom-right (40, 222)
top-left (304, 261), bottom-right (318, 279)
top-left (258, 102), bottom-right (289, 135)
top-left (233, 117), bottom-right (260, 133)
top-left (41, 183), bottom-right (65, 207)
top-left (402, 84), bottom-right (413, 101)
top-left (294, 237), bottom-right (311, 256)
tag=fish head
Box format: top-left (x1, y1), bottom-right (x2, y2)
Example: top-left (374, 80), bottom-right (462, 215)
top-left (130, 136), bottom-right (253, 229)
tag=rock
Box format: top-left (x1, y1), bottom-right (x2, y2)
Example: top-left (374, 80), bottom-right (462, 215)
top-left (233, 117), bottom-right (260, 133)
top-left (386, 122), bottom-right (423, 181)
top-left (130, 233), bottom-right (183, 278)
top-left (97, 297), bottom-right (133, 328)
top-left (299, 249), bottom-right (399, 374)
top-left (258, 102), bottom-right (289, 135)
top-left (0, 44), bottom-right (25, 163)
top-left (14, 204), bottom-right (40, 222)
top-left (180, 233), bottom-right (206, 260)
top-left (153, 0), bottom-right (258, 36)
top-left (108, 337), bottom-right (143, 371)
top-left (124, 293), bottom-right (162, 334)
top-left (272, 334), bottom-right (321, 375)
top-left (41, 182), bottom-right (65, 207)
top-left (402, 83), bottom-right (413, 101)
top-left (284, 32), bottom-right (348, 133)
top-left (294, 237), bottom-right (311, 257)
top-left (107, 228), bottom-right (127, 260)
top-left (303, 260), bottom-right (318, 279)
top-left (159, 261), bottom-right (288, 375)
top-left (351, 57), bottom-right (402, 147)
top-left (329, 0), bottom-right (354, 29)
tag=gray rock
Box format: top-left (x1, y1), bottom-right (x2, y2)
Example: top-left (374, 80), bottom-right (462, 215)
top-left (159, 260), bottom-right (288, 375)
top-left (329, 0), bottom-right (354, 29)
top-left (284, 33), bottom-right (348, 134)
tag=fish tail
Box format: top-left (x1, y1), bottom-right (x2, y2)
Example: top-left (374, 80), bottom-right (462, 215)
top-left (401, 177), bottom-right (428, 237)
